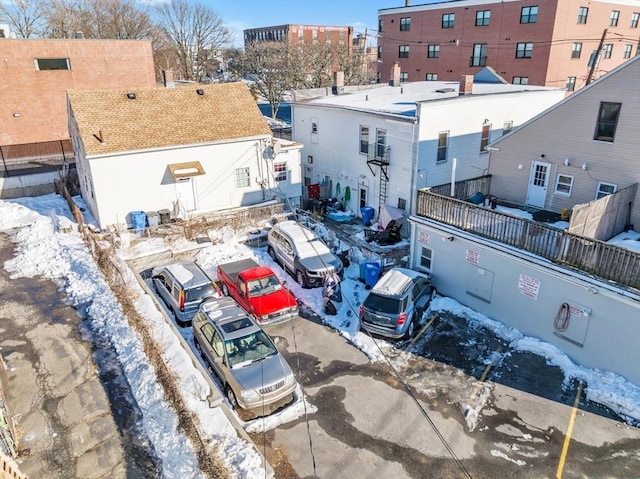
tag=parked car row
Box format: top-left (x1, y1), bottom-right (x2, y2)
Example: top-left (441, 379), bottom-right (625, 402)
top-left (149, 220), bottom-right (437, 417)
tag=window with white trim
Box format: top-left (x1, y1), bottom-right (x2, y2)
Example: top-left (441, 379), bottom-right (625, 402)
top-left (596, 182), bottom-right (617, 199)
top-left (571, 43), bottom-right (582, 59)
top-left (476, 10), bottom-right (490, 26)
top-left (566, 76), bottom-right (576, 91)
top-left (437, 131), bottom-right (448, 162)
top-left (554, 174), bottom-right (573, 196)
top-left (632, 12), bottom-right (639, 28)
top-left (360, 126), bottom-right (369, 154)
top-left (623, 44), bottom-right (633, 58)
top-left (578, 7), bottom-right (588, 24)
top-left (610, 10), bottom-right (620, 27)
top-left (602, 44), bottom-right (613, 59)
top-left (274, 162), bottom-right (287, 182)
top-left (420, 246), bottom-right (433, 271)
top-left (235, 167), bottom-right (250, 188)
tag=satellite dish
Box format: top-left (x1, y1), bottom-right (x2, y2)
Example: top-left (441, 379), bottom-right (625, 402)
top-left (272, 142), bottom-right (281, 157)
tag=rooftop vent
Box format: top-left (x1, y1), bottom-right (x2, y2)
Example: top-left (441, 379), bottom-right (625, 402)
top-left (435, 88), bottom-right (455, 93)
top-left (196, 88), bottom-right (204, 95)
top-left (126, 92), bottom-right (136, 100)
top-left (75, 31), bottom-right (84, 39)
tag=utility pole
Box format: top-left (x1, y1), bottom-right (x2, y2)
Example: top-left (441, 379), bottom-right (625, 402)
top-left (586, 28), bottom-right (607, 85)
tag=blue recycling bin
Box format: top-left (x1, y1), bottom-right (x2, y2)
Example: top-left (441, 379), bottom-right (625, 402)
top-left (360, 261), bottom-right (381, 288)
top-left (130, 210), bottom-right (146, 232)
top-left (361, 206), bottom-right (374, 226)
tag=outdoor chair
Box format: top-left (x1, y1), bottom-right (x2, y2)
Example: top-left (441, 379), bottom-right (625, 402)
top-left (365, 219), bottom-right (402, 245)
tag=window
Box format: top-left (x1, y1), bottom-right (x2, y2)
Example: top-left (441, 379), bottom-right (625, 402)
top-left (624, 44), bottom-right (633, 59)
top-left (35, 58), bottom-right (70, 70)
top-left (235, 167), bottom-right (250, 188)
top-left (632, 12), bottom-right (639, 28)
top-left (312, 29), bottom-right (318, 41)
top-left (480, 123), bottom-right (491, 152)
top-left (420, 247), bottom-right (433, 270)
top-left (442, 13), bottom-right (455, 28)
top-left (400, 17), bottom-right (411, 31)
top-left (360, 126), bottom-right (369, 154)
top-left (398, 198), bottom-right (407, 210)
top-left (426, 73), bottom-right (438, 81)
top-left (610, 10), bottom-right (620, 26)
top-left (596, 182), bottom-right (617, 199)
top-left (274, 162), bottom-right (287, 182)
top-left (471, 43), bottom-right (487, 66)
top-left (577, 7), bottom-right (588, 24)
top-left (326, 30), bottom-right (332, 43)
top-left (521, 6), bottom-right (538, 23)
top-left (427, 44), bottom-right (440, 58)
top-left (298, 29), bottom-right (303, 40)
top-left (571, 42), bottom-right (582, 59)
top-left (376, 129), bottom-right (387, 159)
top-left (516, 42), bottom-right (533, 58)
top-left (566, 76), bottom-right (576, 91)
top-left (602, 44), bottom-right (613, 59)
top-left (377, 45), bottom-right (382, 60)
top-left (555, 174), bottom-right (574, 196)
top-left (437, 131), bottom-right (448, 162)
top-left (379, 19), bottom-right (384, 32)
top-left (399, 45), bottom-right (409, 58)
top-left (476, 10), bottom-right (491, 26)
top-left (311, 121), bottom-right (318, 134)
top-left (512, 76), bottom-right (529, 84)
top-left (400, 71), bottom-right (408, 82)
top-left (594, 102), bottom-right (621, 142)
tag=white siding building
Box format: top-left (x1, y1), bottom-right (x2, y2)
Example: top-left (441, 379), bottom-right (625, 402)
top-left (68, 83), bottom-right (302, 230)
top-left (291, 70), bottom-right (566, 224)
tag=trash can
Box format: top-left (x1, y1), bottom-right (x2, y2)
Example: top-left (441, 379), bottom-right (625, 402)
top-left (130, 211), bottom-right (146, 232)
top-left (361, 206), bottom-right (374, 226)
top-left (158, 209), bottom-right (171, 225)
top-left (146, 211), bottom-right (159, 229)
top-left (364, 262), bottom-right (381, 289)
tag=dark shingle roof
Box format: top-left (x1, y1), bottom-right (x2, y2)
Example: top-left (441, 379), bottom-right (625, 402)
top-left (68, 82), bottom-right (272, 156)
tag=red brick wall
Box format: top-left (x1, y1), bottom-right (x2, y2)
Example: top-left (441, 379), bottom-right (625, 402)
top-left (0, 39), bottom-right (156, 146)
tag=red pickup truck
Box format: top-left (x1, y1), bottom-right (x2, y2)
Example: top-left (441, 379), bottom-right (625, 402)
top-left (217, 258), bottom-right (298, 325)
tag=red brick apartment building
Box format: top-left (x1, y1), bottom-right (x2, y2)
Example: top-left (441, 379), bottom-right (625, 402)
top-left (377, 0), bottom-right (640, 91)
top-left (0, 38), bottom-right (156, 146)
top-left (244, 24), bottom-right (353, 50)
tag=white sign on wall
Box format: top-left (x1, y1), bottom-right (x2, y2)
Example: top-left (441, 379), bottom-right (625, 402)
top-left (466, 249), bottom-right (479, 265)
top-left (419, 231), bottom-right (430, 244)
top-left (518, 274), bottom-right (541, 299)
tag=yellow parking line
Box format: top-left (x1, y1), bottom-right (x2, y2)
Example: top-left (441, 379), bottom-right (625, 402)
top-left (408, 313), bottom-right (439, 347)
top-left (556, 381), bottom-right (584, 479)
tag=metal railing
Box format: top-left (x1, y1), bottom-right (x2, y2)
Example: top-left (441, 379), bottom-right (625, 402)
top-left (0, 140), bottom-right (74, 177)
top-left (415, 189), bottom-right (640, 290)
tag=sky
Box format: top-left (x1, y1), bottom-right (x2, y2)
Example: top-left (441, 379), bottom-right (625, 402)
top-left (186, 0), bottom-right (398, 48)
top-left (1, 193), bottom-right (639, 477)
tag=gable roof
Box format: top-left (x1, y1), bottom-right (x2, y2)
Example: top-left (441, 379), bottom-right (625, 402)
top-left (68, 82), bottom-right (272, 156)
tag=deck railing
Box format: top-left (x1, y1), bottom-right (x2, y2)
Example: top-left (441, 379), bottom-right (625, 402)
top-left (415, 189), bottom-right (640, 290)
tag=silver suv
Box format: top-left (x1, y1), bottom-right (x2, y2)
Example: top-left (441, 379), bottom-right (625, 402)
top-left (152, 261), bottom-right (219, 326)
top-left (267, 220), bottom-right (343, 288)
top-left (192, 296), bottom-right (297, 416)
top-left (359, 268), bottom-right (436, 340)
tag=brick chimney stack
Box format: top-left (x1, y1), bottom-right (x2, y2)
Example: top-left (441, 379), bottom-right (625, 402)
top-left (162, 70), bottom-right (175, 89)
top-left (390, 63), bottom-right (401, 86)
top-left (332, 71), bottom-right (345, 94)
top-left (459, 75), bottom-right (473, 95)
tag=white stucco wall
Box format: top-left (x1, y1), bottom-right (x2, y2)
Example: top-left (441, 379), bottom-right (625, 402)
top-left (84, 138), bottom-right (301, 229)
top-left (410, 218), bottom-right (640, 386)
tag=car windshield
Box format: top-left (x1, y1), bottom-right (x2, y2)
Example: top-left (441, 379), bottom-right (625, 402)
top-left (185, 283), bottom-right (215, 302)
top-left (247, 275), bottom-right (282, 297)
top-left (296, 237), bottom-right (330, 258)
top-left (226, 330), bottom-right (278, 369)
top-left (363, 293), bottom-right (402, 314)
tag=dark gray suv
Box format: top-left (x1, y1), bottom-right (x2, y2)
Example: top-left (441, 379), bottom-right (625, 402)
top-left (359, 268), bottom-right (436, 340)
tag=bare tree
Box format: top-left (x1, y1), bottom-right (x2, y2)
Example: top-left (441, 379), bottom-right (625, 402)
top-left (154, 0), bottom-right (230, 82)
top-left (235, 41), bottom-right (296, 120)
top-left (0, 0), bottom-right (46, 38)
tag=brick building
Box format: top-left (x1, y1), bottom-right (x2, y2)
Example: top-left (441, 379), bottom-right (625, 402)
top-left (377, 0), bottom-right (640, 91)
top-left (0, 38), bottom-right (156, 146)
top-left (244, 24), bottom-right (354, 50)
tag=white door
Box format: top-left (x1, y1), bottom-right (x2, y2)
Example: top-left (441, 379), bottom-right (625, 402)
top-left (175, 178), bottom-right (196, 211)
top-left (526, 161), bottom-right (550, 209)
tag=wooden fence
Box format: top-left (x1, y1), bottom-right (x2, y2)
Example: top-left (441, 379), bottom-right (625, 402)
top-left (0, 140), bottom-right (74, 177)
top-left (415, 189), bottom-right (640, 290)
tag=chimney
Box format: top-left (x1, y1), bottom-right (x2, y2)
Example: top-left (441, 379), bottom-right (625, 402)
top-left (389, 62), bottom-right (401, 86)
top-left (459, 75), bottom-right (473, 95)
top-left (162, 70), bottom-right (175, 89)
top-left (405, 0), bottom-right (411, 5)
top-left (75, 31), bottom-right (84, 39)
top-left (332, 71), bottom-right (345, 94)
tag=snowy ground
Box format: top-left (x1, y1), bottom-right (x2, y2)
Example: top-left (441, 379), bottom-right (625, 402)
top-left (1, 193), bottom-right (639, 478)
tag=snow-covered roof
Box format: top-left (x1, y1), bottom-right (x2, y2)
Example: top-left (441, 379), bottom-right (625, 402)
top-left (294, 79), bottom-right (559, 118)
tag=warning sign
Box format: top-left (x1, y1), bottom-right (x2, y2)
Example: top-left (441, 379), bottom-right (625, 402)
top-left (518, 274), bottom-right (540, 300)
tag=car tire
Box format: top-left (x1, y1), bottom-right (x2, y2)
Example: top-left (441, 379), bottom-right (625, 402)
top-left (296, 270), bottom-right (307, 288)
top-left (404, 319), bottom-right (415, 340)
top-left (221, 283), bottom-right (229, 296)
top-left (430, 287), bottom-right (438, 301)
top-left (267, 246), bottom-right (277, 262)
top-left (226, 386), bottom-right (239, 410)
